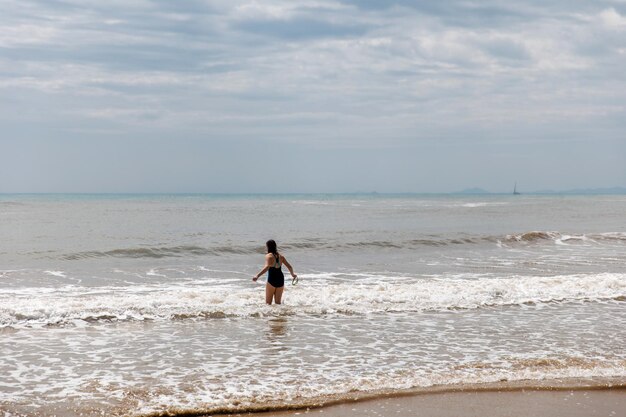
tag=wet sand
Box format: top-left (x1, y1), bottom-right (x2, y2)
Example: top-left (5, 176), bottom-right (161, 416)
top-left (226, 388), bottom-right (625, 417)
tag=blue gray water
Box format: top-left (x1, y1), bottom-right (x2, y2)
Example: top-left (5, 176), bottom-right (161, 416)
top-left (1, 194), bottom-right (625, 416)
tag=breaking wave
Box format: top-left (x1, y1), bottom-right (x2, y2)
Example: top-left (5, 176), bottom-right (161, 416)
top-left (504, 231), bottom-right (626, 245)
top-left (1, 272), bottom-right (624, 328)
top-left (56, 232), bottom-right (626, 260)
top-left (61, 245), bottom-right (259, 260)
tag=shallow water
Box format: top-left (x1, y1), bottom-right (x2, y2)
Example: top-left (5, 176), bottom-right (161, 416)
top-left (1, 194), bottom-right (625, 416)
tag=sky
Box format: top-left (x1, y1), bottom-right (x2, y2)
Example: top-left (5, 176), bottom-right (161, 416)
top-left (1, 0), bottom-right (625, 193)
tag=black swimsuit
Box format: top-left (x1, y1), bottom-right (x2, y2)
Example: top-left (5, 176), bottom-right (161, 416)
top-left (267, 253), bottom-right (284, 288)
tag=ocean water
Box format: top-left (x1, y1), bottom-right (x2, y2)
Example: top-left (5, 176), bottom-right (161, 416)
top-left (1, 194), bottom-right (625, 416)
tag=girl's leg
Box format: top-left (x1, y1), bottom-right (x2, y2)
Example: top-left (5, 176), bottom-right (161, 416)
top-left (274, 286), bottom-right (284, 304)
top-left (265, 283), bottom-right (276, 304)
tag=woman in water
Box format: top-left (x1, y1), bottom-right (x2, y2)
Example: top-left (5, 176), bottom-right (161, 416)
top-left (253, 239), bottom-right (298, 305)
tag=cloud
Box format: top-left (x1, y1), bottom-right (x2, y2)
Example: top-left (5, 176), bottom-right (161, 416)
top-left (599, 7), bottom-right (626, 29)
top-left (234, 17), bottom-right (370, 40)
top-left (0, 0), bottom-right (625, 191)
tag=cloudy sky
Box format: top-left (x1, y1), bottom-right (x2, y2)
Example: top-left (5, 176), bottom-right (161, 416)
top-left (1, 0), bottom-right (625, 193)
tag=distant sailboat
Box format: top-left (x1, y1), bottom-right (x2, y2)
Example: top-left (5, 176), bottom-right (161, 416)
top-left (513, 182), bottom-right (521, 195)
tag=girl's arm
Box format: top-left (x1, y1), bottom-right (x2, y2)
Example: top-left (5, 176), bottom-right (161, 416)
top-left (281, 256), bottom-right (297, 278)
top-left (253, 255), bottom-right (273, 281)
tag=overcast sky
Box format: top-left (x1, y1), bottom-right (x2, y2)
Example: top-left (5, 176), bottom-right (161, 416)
top-left (1, 0), bottom-right (625, 193)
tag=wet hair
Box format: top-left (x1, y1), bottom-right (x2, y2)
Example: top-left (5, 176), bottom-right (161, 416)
top-left (266, 239), bottom-right (278, 255)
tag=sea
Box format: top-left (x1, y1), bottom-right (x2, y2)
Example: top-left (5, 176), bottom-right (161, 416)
top-left (1, 193), bottom-right (625, 416)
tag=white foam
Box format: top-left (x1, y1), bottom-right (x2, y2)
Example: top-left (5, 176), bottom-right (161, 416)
top-left (43, 270), bottom-right (66, 278)
top-left (97, 358), bottom-right (626, 416)
top-left (504, 231), bottom-right (626, 247)
top-left (1, 272), bottom-right (624, 328)
top-left (453, 202), bottom-right (509, 208)
top-left (461, 203), bottom-right (490, 208)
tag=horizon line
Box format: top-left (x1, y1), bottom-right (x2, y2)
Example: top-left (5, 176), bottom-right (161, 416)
top-left (1, 188), bottom-right (625, 196)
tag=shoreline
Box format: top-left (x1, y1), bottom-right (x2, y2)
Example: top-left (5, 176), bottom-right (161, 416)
top-left (230, 386), bottom-right (626, 417)
top-left (140, 377), bottom-right (626, 417)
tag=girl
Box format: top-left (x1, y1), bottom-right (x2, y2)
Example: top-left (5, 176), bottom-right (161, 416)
top-left (253, 239), bottom-right (298, 304)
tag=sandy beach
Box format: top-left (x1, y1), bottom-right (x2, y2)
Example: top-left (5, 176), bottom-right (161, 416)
top-left (227, 387), bottom-right (625, 417)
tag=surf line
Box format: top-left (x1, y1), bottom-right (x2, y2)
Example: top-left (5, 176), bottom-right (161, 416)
top-left (138, 377), bottom-right (626, 417)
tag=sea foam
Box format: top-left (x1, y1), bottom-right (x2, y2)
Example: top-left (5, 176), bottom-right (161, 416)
top-left (1, 272), bottom-right (624, 328)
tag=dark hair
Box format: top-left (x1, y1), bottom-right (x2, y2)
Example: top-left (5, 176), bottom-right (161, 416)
top-left (266, 239), bottom-right (278, 255)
